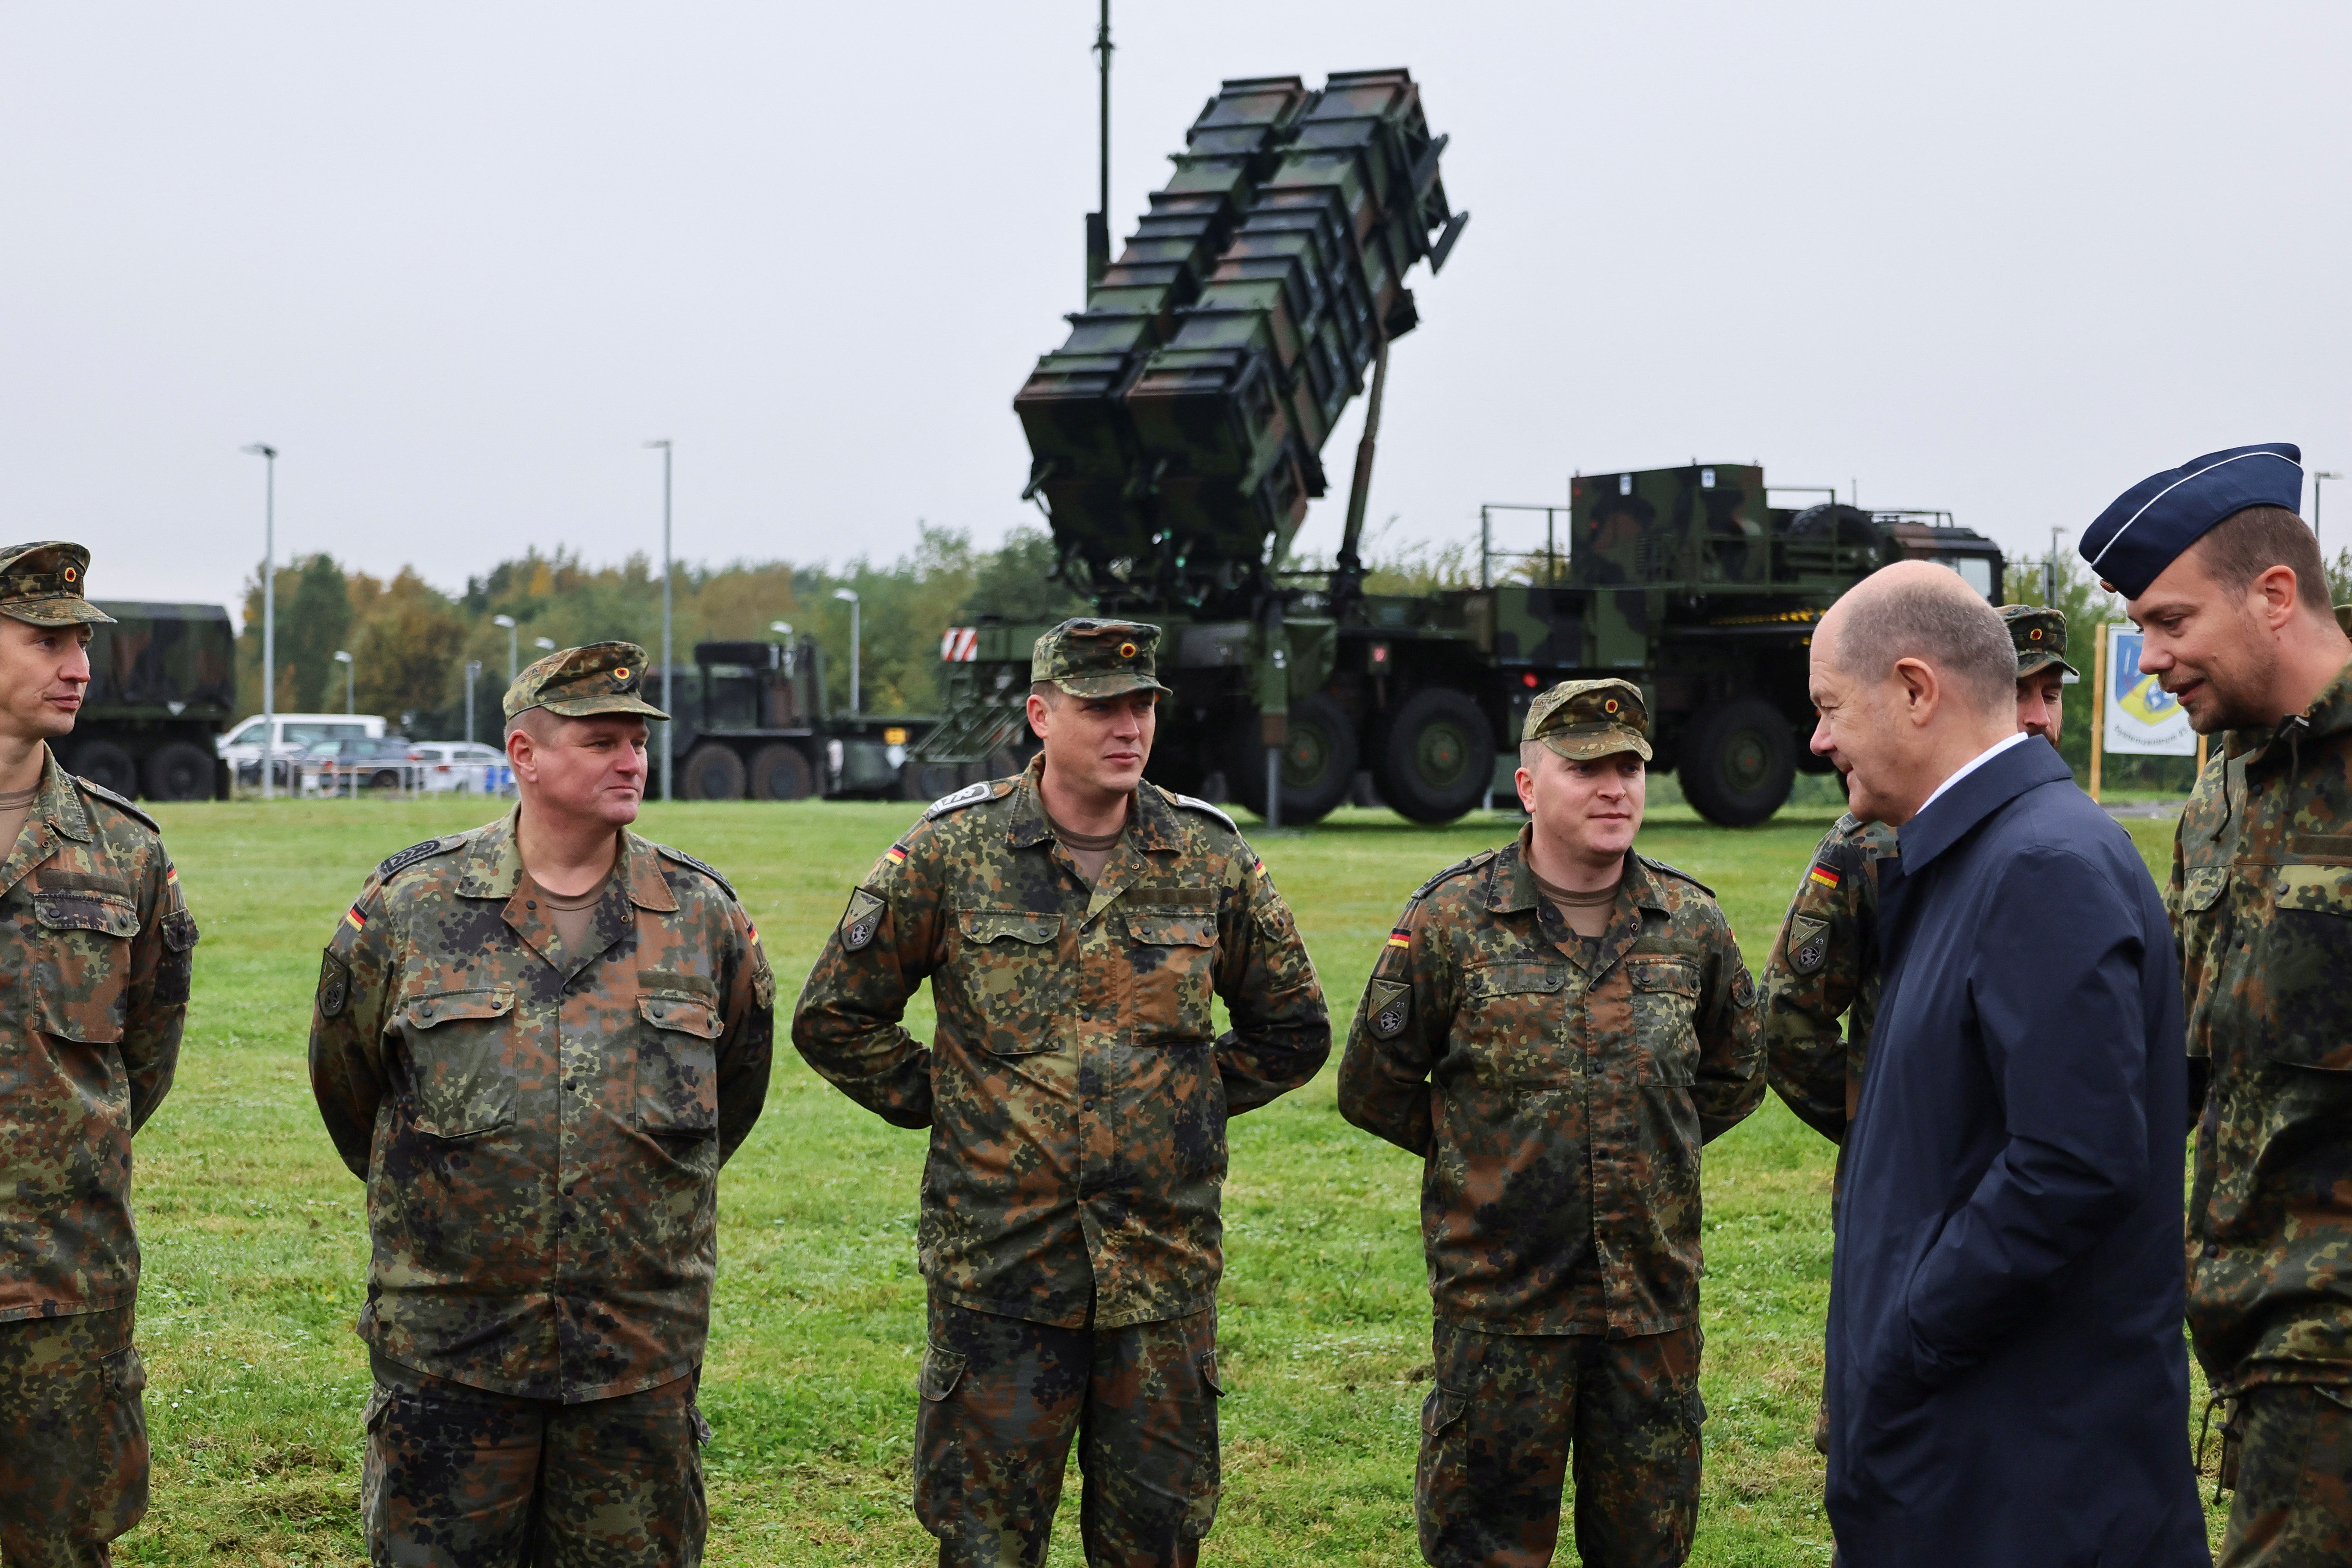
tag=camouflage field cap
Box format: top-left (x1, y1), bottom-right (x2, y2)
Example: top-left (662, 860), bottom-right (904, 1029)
top-left (1031, 618), bottom-right (1173, 698)
top-left (502, 640), bottom-right (670, 723)
top-left (1999, 603), bottom-right (2080, 680)
top-left (1524, 677), bottom-right (1653, 762)
top-left (0, 542), bottom-right (114, 628)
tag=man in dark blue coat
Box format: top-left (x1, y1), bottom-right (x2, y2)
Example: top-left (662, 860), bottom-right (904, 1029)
top-left (1808, 561), bottom-right (2207, 1567)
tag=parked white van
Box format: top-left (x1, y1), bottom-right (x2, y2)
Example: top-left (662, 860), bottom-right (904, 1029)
top-left (219, 713), bottom-right (387, 786)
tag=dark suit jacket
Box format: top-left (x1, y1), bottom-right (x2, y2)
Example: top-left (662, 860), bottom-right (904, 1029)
top-left (1824, 737), bottom-right (2207, 1567)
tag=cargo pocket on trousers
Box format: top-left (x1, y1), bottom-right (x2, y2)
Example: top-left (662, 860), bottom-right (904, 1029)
top-left (917, 1344), bottom-right (966, 1403)
top-left (1421, 1385), bottom-right (1468, 1438)
top-left (1198, 1348), bottom-right (1224, 1397)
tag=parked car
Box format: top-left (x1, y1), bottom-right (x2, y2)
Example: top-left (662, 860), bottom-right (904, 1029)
top-left (221, 713), bottom-right (388, 789)
top-left (409, 741), bottom-right (510, 794)
top-left (304, 735), bottom-right (420, 793)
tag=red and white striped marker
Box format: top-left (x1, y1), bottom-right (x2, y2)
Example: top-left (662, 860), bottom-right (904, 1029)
top-left (940, 627), bottom-right (978, 662)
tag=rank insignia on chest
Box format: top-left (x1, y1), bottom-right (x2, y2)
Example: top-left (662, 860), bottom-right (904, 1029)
top-left (1787, 913), bottom-right (1829, 975)
top-left (1367, 978), bottom-right (1411, 1039)
top-left (840, 888), bottom-right (886, 951)
top-left (1806, 864), bottom-right (1841, 891)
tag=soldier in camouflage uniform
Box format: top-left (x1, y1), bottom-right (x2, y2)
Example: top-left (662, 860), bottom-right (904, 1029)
top-left (2077, 447), bottom-right (2352, 1567)
top-left (310, 642), bottom-right (773, 1568)
top-left (1337, 679), bottom-right (1764, 1568)
top-left (792, 619), bottom-right (1329, 1568)
top-left (0, 543), bottom-right (198, 1568)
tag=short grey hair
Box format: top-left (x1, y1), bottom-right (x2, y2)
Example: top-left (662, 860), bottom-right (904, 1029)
top-left (1835, 572), bottom-right (2016, 713)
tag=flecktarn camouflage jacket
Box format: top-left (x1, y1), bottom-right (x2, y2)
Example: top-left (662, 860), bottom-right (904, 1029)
top-left (1758, 813), bottom-right (1899, 1148)
top-left (0, 750), bottom-right (196, 1322)
top-left (1336, 829), bottom-right (1763, 1337)
top-left (790, 759), bottom-right (1330, 1331)
top-left (308, 809), bottom-right (774, 1403)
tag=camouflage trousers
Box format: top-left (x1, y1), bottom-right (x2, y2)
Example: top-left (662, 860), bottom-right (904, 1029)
top-left (360, 1353), bottom-right (708, 1568)
top-left (2216, 1382), bottom-right (2352, 1568)
top-left (1418, 1321), bottom-right (1704, 1568)
top-left (0, 1307), bottom-right (147, 1568)
top-left (914, 1298), bottom-right (1220, 1568)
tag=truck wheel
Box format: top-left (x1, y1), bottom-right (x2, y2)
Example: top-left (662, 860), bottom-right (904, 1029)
top-left (69, 740), bottom-right (139, 798)
top-left (899, 759), bottom-right (963, 802)
top-left (142, 742), bottom-right (216, 803)
top-left (1679, 697), bottom-right (1797, 827)
top-left (679, 743), bottom-right (747, 800)
top-left (749, 744), bottom-right (815, 801)
top-left (1374, 688), bottom-right (1496, 824)
top-left (1227, 693), bottom-right (1359, 827)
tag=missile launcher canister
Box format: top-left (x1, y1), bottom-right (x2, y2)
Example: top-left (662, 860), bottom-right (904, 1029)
top-left (1016, 70), bottom-right (1466, 614)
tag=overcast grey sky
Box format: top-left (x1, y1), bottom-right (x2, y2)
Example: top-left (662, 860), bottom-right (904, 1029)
top-left (5, 2), bottom-right (2348, 617)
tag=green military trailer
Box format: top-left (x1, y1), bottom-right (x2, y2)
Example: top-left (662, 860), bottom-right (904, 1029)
top-left (913, 69), bottom-right (2005, 827)
top-left (71, 601), bottom-right (236, 801)
top-left (662, 634), bottom-right (938, 802)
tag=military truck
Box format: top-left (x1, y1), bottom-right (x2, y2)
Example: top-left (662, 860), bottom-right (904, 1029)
top-left (913, 71), bottom-right (2007, 828)
top-left (71, 602), bottom-right (236, 801)
top-left (660, 634), bottom-right (937, 801)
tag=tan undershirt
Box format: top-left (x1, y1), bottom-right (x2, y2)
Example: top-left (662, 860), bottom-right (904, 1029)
top-left (525, 843), bottom-right (620, 952)
top-left (1046, 803), bottom-right (1129, 886)
top-left (0, 782), bottom-right (37, 863)
top-left (1530, 863), bottom-right (1623, 952)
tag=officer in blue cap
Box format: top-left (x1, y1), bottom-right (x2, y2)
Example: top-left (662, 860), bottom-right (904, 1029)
top-left (2083, 442), bottom-right (2352, 1566)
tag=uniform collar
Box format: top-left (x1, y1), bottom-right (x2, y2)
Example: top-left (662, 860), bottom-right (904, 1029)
top-left (1895, 733), bottom-right (2072, 873)
top-left (458, 806), bottom-right (679, 912)
top-left (34, 748), bottom-right (89, 843)
top-left (1005, 754), bottom-right (1179, 853)
top-left (2225, 653), bottom-right (2352, 764)
top-left (1489, 827), bottom-right (1663, 915)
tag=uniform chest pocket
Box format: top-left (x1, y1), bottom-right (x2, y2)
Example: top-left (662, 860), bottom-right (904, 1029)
top-left (635, 990), bottom-right (722, 1134)
top-left (397, 986), bottom-right (517, 1140)
top-left (29, 889), bottom-right (139, 1043)
top-left (1461, 962), bottom-right (1571, 1085)
top-left (2260, 865), bottom-right (2352, 1071)
top-left (1625, 957), bottom-right (1702, 1086)
top-left (1127, 909), bottom-right (1217, 1045)
top-left (952, 908), bottom-right (1067, 1056)
top-left (2181, 865), bottom-right (2228, 914)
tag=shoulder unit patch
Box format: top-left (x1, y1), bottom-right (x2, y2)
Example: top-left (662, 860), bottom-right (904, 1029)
top-left (1786, 913), bottom-right (1829, 975)
top-left (376, 836), bottom-right (459, 883)
top-left (840, 887), bottom-right (886, 951)
top-left (925, 780), bottom-right (1000, 819)
top-left (655, 844), bottom-right (738, 900)
top-left (1367, 978), bottom-right (1412, 1039)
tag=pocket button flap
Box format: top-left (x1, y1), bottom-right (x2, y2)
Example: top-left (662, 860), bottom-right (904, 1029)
top-left (407, 987), bottom-right (515, 1027)
top-left (33, 891), bottom-right (140, 939)
top-left (2278, 864), bottom-right (2352, 914)
top-left (1130, 912), bottom-right (1216, 947)
top-left (640, 994), bottom-right (723, 1037)
top-left (1628, 958), bottom-right (1702, 996)
top-left (918, 1346), bottom-right (966, 1403)
top-left (2184, 865), bottom-right (2229, 912)
top-left (1469, 963), bottom-right (1565, 998)
top-left (959, 909), bottom-right (1062, 945)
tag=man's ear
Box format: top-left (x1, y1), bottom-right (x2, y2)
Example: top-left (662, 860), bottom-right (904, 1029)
top-left (1026, 692), bottom-right (1052, 741)
top-left (1891, 657), bottom-right (1940, 722)
top-left (2253, 564), bottom-right (2301, 631)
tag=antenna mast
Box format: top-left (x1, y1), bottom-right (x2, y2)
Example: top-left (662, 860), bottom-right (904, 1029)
top-left (1086, 0), bottom-right (1112, 288)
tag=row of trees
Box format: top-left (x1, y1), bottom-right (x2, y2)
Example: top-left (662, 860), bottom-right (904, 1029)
top-left (233, 527), bottom-right (1085, 739)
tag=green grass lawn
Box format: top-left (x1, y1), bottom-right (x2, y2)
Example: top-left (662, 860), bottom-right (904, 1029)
top-left (111, 795), bottom-right (2216, 1565)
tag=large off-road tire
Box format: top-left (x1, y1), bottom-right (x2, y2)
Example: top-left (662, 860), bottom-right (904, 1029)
top-left (679, 742), bottom-right (747, 801)
top-left (1678, 696), bottom-right (1797, 827)
top-left (750, 743), bottom-right (815, 801)
top-left (69, 740), bottom-right (139, 798)
top-left (143, 741), bottom-right (216, 802)
top-left (1373, 687), bottom-right (1496, 824)
top-left (1226, 693), bottom-right (1359, 827)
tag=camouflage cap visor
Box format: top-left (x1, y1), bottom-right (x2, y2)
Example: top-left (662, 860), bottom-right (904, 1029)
top-left (1537, 723), bottom-right (1654, 763)
top-left (0, 597), bottom-right (114, 628)
top-left (526, 691), bottom-right (671, 722)
top-left (2015, 649), bottom-right (2081, 680)
top-left (1049, 670), bottom-right (1174, 699)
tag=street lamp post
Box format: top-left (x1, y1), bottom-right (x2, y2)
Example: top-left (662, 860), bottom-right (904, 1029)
top-left (334, 650), bottom-right (354, 714)
top-left (2315, 470), bottom-right (2344, 552)
top-left (833, 589), bottom-right (860, 715)
top-left (534, 637), bottom-right (556, 654)
top-left (464, 659), bottom-right (482, 744)
top-left (493, 614), bottom-right (517, 682)
top-left (645, 439), bottom-right (674, 802)
top-left (241, 443), bottom-right (278, 798)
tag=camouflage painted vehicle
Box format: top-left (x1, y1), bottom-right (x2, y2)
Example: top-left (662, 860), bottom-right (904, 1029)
top-left (918, 74), bottom-right (2006, 827)
top-left (71, 602), bottom-right (235, 801)
top-left (660, 635), bottom-right (937, 802)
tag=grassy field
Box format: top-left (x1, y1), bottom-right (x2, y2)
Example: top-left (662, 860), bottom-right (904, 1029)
top-left (109, 794), bottom-right (2213, 1566)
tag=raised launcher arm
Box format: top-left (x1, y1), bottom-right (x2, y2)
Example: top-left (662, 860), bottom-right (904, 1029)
top-left (1015, 69), bottom-right (1466, 618)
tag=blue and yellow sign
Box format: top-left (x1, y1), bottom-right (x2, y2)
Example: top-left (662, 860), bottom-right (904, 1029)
top-left (2104, 626), bottom-right (2195, 756)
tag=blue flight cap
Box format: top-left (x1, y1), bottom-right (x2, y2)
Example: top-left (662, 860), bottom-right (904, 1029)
top-left (2080, 443), bottom-right (2304, 599)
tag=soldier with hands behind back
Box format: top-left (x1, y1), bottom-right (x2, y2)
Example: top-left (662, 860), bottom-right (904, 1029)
top-left (309, 642), bottom-right (773, 1568)
top-left (792, 618), bottom-right (1329, 1568)
top-left (2081, 444), bottom-right (2352, 1568)
top-left (1337, 680), bottom-right (1764, 1568)
top-left (0, 545), bottom-right (196, 1568)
